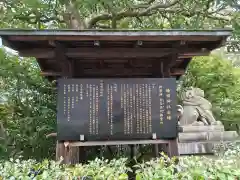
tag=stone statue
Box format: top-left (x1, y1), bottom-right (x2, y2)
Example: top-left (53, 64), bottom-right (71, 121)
top-left (179, 87), bottom-right (221, 126)
top-left (177, 87), bottom-right (239, 155)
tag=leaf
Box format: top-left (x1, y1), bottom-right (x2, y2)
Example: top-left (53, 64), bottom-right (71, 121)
top-left (135, 173), bottom-right (143, 180)
top-left (41, 171), bottom-right (49, 179)
top-left (118, 173), bottom-right (128, 180)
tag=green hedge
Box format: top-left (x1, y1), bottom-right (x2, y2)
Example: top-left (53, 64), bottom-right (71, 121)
top-left (1, 144), bottom-right (240, 180)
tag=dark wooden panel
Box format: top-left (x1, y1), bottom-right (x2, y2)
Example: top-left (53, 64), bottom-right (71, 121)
top-left (57, 78), bottom-right (178, 141)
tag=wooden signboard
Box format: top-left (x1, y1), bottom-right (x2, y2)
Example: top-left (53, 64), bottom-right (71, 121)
top-left (57, 78), bottom-right (177, 141)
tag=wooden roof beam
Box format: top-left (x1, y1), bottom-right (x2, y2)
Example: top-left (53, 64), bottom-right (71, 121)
top-left (170, 68), bottom-right (185, 75)
top-left (40, 68), bottom-right (185, 77)
top-left (7, 35), bottom-right (224, 42)
top-left (18, 48), bottom-right (211, 59)
top-left (178, 52), bottom-right (210, 58)
top-left (19, 48), bottom-right (174, 59)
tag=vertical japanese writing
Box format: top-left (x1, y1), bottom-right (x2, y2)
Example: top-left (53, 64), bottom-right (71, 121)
top-left (67, 84), bottom-right (71, 121)
top-left (67, 96), bottom-right (70, 122)
top-left (123, 84), bottom-right (127, 134)
top-left (100, 80), bottom-right (104, 97)
top-left (71, 84), bottom-right (74, 92)
top-left (80, 84), bottom-right (83, 100)
top-left (113, 83), bottom-right (117, 92)
top-left (139, 84), bottom-right (143, 133)
top-left (148, 84), bottom-right (152, 132)
top-left (67, 84), bottom-right (71, 93)
top-left (129, 86), bottom-right (133, 134)
top-left (145, 84), bottom-right (149, 133)
top-left (96, 85), bottom-right (99, 134)
top-left (110, 84), bottom-right (113, 135)
top-left (63, 84), bottom-right (66, 116)
top-left (142, 84), bottom-right (146, 134)
top-left (71, 84), bottom-right (75, 109)
top-left (120, 84), bottom-right (123, 108)
top-left (107, 84), bottom-right (110, 132)
top-left (89, 84), bottom-right (92, 134)
top-left (166, 88), bottom-right (172, 120)
top-left (92, 85), bottom-right (96, 134)
top-left (71, 96), bottom-right (75, 109)
top-left (86, 84), bottom-right (89, 97)
top-left (107, 84), bottom-right (113, 135)
top-left (136, 84), bottom-right (140, 134)
top-left (75, 84), bottom-right (79, 103)
top-left (126, 84), bottom-right (130, 134)
top-left (159, 85), bottom-right (164, 125)
top-left (63, 96), bottom-right (66, 116)
top-left (75, 84), bottom-right (78, 92)
top-left (64, 84), bottom-right (66, 95)
top-left (132, 84), bottom-right (136, 133)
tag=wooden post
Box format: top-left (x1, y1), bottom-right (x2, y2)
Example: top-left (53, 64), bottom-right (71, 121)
top-left (79, 147), bottom-right (87, 163)
top-left (153, 144), bottom-right (159, 157)
top-left (166, 139), bottom-right (179, 157)
top-left (54, 43), bottom-right (80, 164)
top-left (56, 141), bottom-right (65, 162)
top-left (64, 145), bottom-right (80, 164)
top-left (56, 141), bottom-right (80, 164)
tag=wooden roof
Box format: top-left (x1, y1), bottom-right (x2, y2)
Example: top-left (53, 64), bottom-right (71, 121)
top-left (0, 29), bottom-right (232, 80)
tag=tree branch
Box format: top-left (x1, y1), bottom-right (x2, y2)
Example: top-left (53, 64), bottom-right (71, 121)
top-left (130, 0), bottom-right (156, 8)
top-left (14, 14), bottom-right (65, 25)
top-left (88, 0), bottom-right (179, 28)
top-left (46, 132), bottom-right (57, 138)
top-left (88, 14), bottom-right (112, 28)
top-left (95, 24), bottom-right (112, 29)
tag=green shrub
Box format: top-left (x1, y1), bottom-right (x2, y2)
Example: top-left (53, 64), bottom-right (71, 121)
top-left (1, 145), bottom-right (240, 180)
top-left (0, 158), bottom-right (130, 180)
top-left (135, 150), bottom-right (240, 180)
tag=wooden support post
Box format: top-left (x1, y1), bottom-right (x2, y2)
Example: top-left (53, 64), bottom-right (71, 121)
top-left (61, 142), bottom-right (80, 164)
top-left (129, 145), bottom-right (137, 180)
top-left (55, 42), bottom-right (73, 78)
top-left (130, 145), bottom-right (136, 159)
top-left (153, 144), bottom-right (159, 157)
top-left (79, 147), bottom-right (87, 163)
top-left (166, 139), bottom-right (179, 157)
top-left (54, 42), bottom-right (80, 164)
top-left (161, 61), bottom-right (172, 78)
top-left (56, 141), bottom-right (65, 162)
top-left (56, 141), bottom-right (79, 164)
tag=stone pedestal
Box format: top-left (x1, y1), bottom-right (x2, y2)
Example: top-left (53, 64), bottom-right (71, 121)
top-left (178, 124), bottom-right (239, 155)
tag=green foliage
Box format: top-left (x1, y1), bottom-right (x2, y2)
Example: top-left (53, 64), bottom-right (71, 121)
top-left (136, 145), bottom-right (240, 179)
top-left (213, 141), bottom-right (240, 158)
top-left (0, 158), bottom-right (130, 180)
top-left (180, 55), bottom-right (240, 131)
top-left (1, 145), bottom-right (240, 180)
top-left (0, 48), bottom-right (56, 160)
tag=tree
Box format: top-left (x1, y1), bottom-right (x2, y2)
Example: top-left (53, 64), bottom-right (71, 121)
top-left (0, 0), bottom-right (239, 51)
top-left (0, 48), bottom-right (56, 160)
